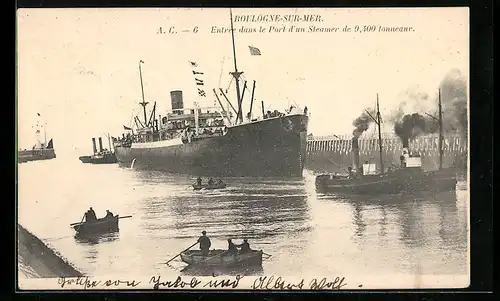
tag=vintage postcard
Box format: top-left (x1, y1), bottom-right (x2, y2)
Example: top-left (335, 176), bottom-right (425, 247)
top-left (16, 7), bottom-right (470, 290)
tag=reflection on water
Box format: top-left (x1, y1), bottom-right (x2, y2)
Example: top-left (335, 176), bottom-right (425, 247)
top-left (17, 159), bottom-right (468, 277)
top-left (75, 232), bottom-right (120, 246)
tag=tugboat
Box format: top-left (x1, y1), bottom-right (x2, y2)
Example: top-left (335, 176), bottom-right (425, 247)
top-left (315, 93), bottom-right (458, 195)
top-left (79, 136), bottom-right (117, 164)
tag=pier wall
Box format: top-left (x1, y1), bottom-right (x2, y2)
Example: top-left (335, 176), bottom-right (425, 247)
top-left (18, 224), bottom-right (83, 279)
top-left (305, 133), bottom-right (467, 173)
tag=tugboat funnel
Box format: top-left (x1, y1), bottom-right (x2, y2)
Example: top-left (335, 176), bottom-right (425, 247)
top-left (92, 138), bottom-right (97, 154)
top-left (351, 137), bottom-right (360, 171)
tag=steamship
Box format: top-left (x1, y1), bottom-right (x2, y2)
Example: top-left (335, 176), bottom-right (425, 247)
top-left (112, 9), bottom-right (309, 177)
top-left (79, 137), bottom-right (117, 164)
top-left (315, 94), bottom-right (457, 194)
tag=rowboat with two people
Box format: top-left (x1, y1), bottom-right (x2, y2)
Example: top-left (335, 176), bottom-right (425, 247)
top-left (192, 177), bottom-right (227, 191)
top-left (165, 231), bottom-right (271, 268)
top-left (70, 207), bottom-right (132, 237)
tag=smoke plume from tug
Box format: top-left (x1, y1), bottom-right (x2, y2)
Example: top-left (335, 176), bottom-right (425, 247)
top-left (392, 69), bottom-right (468, 146)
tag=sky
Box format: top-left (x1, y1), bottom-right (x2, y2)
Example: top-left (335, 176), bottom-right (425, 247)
top-left (17, 7), bottom-right (469, 156)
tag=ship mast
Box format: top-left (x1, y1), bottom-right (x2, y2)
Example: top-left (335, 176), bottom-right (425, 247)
top-left (43, 121), bottom-right (47, 147)
top-left (425, 89), bottom-right (444, 170)
top-left (138, 60), bottom-right (149, 127)
top-left (376, 94), bottom-right (384, 174)
top-left (229, 8), bottom-right (244, 124)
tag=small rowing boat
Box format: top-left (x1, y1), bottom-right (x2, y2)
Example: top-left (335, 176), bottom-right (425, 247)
top-left (192, 182), bottom-right (227, 191)
top-left (72, 216), bottom-right (119, 236)
top-left (180, 249), bottom-right (263, 267)
top-left (71, 215), bottom-right (131, 236)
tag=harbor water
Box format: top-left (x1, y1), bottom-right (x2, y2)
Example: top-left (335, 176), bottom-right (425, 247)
top-left (18, 157), bottom-right (468, 279)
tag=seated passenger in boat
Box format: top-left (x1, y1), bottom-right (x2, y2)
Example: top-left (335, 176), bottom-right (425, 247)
top-left (227, 239), bottom-right (238, 255)
top-left (208, 178), bottom-right (214, 186)
top-left (198, 231), bottom-right (211, 256)
top-left (105, 210), bottom-right (114, 218)
top-left (236, 239), bottom-right (251, 253)
top-left (196, 177), bottom-right (202, 186)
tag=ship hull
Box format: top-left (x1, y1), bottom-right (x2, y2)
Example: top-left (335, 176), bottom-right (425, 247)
top-left (79, 154), bottom-right (117, 164)
top-left (315, 168), bottom-right (458, 195)
top-left (18, 149), bottom-right (56, 163)
top-left (114, 114), bottom-right (308, 177)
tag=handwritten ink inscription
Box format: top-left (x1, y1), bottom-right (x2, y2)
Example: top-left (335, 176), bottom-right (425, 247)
top-left (58, 276), bottom-right (141, 289)
top-left (252, 276), bottom-right (347, 290)
top-left (57, 275), bottom-right (345, 290)
top-left (149, 276), bottom-right (201, 289)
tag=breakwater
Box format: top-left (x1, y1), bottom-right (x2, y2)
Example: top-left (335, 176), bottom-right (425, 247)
top-left (305, 133), bottom-right (467, 173)
top-left (18, 224), bottom-right (83, 278)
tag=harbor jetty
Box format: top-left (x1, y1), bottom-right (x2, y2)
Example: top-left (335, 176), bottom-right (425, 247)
top-left (18, 224), bottom-right (83, 278)
top-left (305, 133), bottom-right (467, 174)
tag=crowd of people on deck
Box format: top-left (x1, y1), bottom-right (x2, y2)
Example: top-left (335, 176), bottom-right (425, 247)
top-left (262, 106), bottom-right (308, 120)
top-left (197, 231), bottom-right (252, 257)
top-left (84, 207), bottom-right (114, 222)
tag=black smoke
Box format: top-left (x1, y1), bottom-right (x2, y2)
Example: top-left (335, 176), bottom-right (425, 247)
top-left (388, 86), bottom-right (430, 125)
top-left (352, 109), bottom-right (376, 138)
top-left (439, 69), bottom-right (468, 135)
top-left (394, 113), bottom-right (438, 147)
top-left (391, 69), bottom-right (468, 145)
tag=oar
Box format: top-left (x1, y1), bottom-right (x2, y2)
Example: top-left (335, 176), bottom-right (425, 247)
top-left (70, 215), bottom-right (132, 227)
top-left (70, 214), bottom-right (86, 227)
top-left (164, 241), bottom-right (198, 265)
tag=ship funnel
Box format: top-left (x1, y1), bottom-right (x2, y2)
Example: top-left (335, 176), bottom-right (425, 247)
top-left (170, 90), bottom-right (184, 114)
top-left (402, 137), bottom-right (409, 148)
top-left (98, 137), bottom-right (103, 152)
top-left (92, 138), bottom-right (97, 154)
top-left (351, 137), bottom-right (360, 171)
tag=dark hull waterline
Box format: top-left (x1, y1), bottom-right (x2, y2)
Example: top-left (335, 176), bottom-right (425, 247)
top-left (180, 249), bottom-right (263, 267)
top-left (315, 168), bottom-right (458, 195)
top-left (114, 114), bottom-right (308, 177)
top-left (79, 153), bottom-right (118, 164)
top-left (18, 150), bottom-right (56, 163)
top-left (72, 216), bottom-right (119, 237)
top-left (192, 183), bottom-right (227, 190)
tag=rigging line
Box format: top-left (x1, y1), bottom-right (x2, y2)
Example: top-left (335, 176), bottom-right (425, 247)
top-left (239, 75), bottom-right (253, 93)
top-left (217, 56), bottom-right (226, 88)
top-left (225, 77), bottom-right (234, 93)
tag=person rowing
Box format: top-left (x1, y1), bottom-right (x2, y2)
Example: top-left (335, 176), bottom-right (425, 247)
top-left (197, 231), bottom-right (211, 256)
top-left (196, 177), bottom-right (202, 186)
top-left (85, 207), bottom-right (97, 222)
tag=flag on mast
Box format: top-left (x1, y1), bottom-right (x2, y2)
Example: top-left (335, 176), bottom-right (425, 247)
top-left (248, 46), bottom-right (261, 56)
